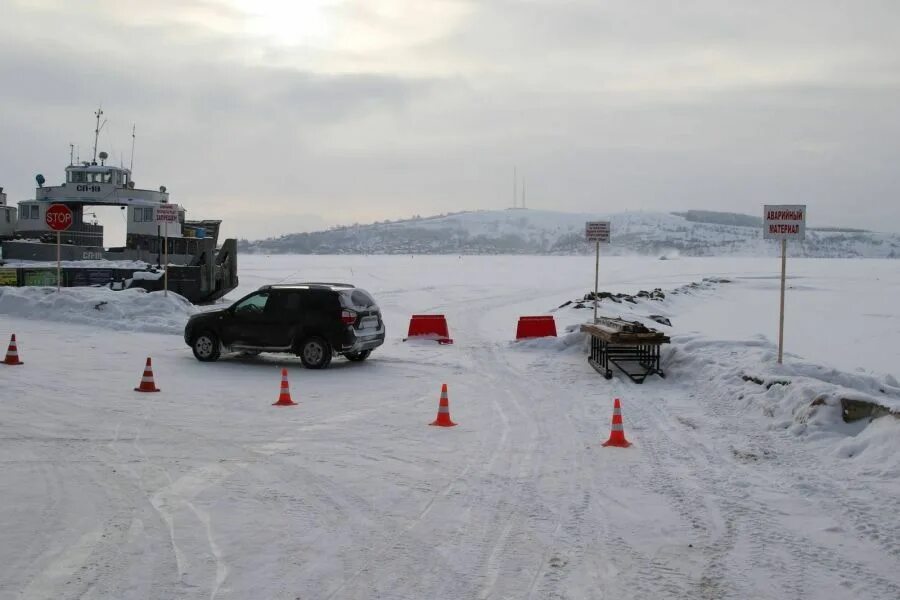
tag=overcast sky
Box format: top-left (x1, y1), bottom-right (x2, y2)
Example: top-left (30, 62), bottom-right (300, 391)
top-left (1, 0), bottom-right (899, 241)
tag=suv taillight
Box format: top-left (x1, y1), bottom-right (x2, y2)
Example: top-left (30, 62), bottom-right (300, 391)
top-left (341, 310), bottom-right (357, 325)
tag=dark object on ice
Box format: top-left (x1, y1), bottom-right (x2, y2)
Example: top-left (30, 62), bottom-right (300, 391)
top-left (573, 302), bottom-right (586, 309)
top-left (581, 318), bottom-right (670, 383)
top-left (648, 315), bottom-right (672, 327)
top-left (94, 301), bottom-right (108, 311)
top-left (184, 283), bottom-right (385, 368)
top-left (558, 300), bottom-right (573, 309)
top-left (841, 398), bottom-right (899, 423)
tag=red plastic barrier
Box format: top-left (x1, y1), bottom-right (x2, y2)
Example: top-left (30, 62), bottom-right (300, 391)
top-left (405, 314), bottom-right (454, 344)
top-left (516, 316), bottom-right (557, 340)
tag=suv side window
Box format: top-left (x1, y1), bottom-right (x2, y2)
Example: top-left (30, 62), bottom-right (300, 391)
top-left (233, 291), bottom-right (269, 315)
top-left (303, 290), bottom-right (339, 314)
top-left (265, 291), bottom-right (302, 318)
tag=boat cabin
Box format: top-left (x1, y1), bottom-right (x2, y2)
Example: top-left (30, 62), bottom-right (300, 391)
top-left (16, 161), bottom-right (183, 246)
top-left (0, 187), bottom-right (18, 239)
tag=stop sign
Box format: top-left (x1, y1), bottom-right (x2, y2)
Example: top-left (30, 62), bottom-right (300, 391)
top-left (45, 204), bottom-right (73, 232)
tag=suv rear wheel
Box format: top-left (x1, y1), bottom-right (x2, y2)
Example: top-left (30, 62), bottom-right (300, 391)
top-left (192, 332), bottom-right (221, 362)
top-left (345, 350), bottom-right (371, 362)
top-left (299, 336), bottom-right (332, 369)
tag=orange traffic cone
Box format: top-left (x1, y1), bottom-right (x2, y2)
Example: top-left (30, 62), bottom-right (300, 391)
top-left (430, 383), bottom-right (457, 427)
top-left (134, 357), bottom-right (160, 392)
top-left (273, 368), bottom-right (297, 406)
top-left (602, 398), bottom-right (631, 447)
top-left (3, 334), bottom-right (23, 366)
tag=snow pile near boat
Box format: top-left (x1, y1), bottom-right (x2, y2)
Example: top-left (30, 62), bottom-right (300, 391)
top-left (0, 286), bottom-right (197, 334)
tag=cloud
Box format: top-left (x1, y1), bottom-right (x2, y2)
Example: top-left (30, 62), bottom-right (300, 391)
top-left (1, 0), bottom-right (899, 239)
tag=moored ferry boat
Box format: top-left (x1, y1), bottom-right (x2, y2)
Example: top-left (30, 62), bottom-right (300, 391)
top-left (0, 109), bottom-right (238, 303)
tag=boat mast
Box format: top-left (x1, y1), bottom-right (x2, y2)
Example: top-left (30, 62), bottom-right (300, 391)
top-left (69, 143), bottom-right (74, 166)
top-left (130, 124), bottom-right (136, 173)
top-left (92, 107), bottom-right (106, 164)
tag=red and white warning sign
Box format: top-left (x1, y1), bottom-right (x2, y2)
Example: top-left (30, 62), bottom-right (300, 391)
top-left (45, 204), bottom-right (74, 232)
top-left (763, 205), bottom-right (806, 240)
top-left (155, 203), bottom-right (180, 224)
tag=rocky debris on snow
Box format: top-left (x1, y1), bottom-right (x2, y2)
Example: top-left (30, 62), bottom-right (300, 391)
top-left (669, 277), bottom-right (731, 296)
top-left (571, 288), bottom-right (665, 307)
top-left (566, 276), bottom-right (731, 312)
top-left (648, 315), bottom-right (672, 327)
top-left (636, 288), bottom-right (666, 300)
top-left (730, 446), bottom-right (776, 462)
top-left (742, 374), bottom-right (792, 389)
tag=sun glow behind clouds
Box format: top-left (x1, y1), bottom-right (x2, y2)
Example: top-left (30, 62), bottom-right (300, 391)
top-left (228, 0), bottom-right (334, 46)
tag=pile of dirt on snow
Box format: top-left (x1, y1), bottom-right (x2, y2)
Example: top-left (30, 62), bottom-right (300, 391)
top-left (0, 286), bottom-right (198, 334)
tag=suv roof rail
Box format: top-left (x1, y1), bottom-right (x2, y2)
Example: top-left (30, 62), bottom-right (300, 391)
top-left (261, 282), bottom-right (355, 290)
top-left (303, 282), bottom-right (354, 287)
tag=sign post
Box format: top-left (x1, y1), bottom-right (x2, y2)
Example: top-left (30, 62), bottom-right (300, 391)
top-left (155, 204), bottom-right (179, 297)
top-left (585, 221), bottom-right (611, 323)
top-left (763, 205), bottom-right (807, 364)
top-left (45, 204), bottom-right (74, 292)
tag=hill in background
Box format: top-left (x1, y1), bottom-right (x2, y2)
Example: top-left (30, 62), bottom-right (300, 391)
top-left (241, 209), bottom-right (900, 258)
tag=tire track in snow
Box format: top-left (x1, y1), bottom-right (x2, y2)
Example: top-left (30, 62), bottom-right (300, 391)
top-left (445, 286), bottom-right (593, 599)
top-left (631, 377), bottom-right (900, 599)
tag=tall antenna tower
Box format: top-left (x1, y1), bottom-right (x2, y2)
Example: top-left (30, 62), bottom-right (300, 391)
top-left (513, 166), bottom-right (518, 209)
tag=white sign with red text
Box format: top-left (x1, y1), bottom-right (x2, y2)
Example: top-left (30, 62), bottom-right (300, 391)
top-left (764, 205), bottom-right (806, 241)
top-left (155, 204), bottom-right (179, 224)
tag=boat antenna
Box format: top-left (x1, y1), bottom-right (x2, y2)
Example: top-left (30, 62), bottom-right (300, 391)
top-left (69, 144), bottom-right (74, 166)
top-left (513, 166), bottom-right (517, 209)
top-left (129, 124), bottom-right (136, 173)
top-left (92, 106), bottom-right (106, 164)
top-left (522, 176), bottom-right (526, 209)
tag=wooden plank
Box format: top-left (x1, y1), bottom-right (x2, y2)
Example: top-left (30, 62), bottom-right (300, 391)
top-left (580, 323), bottom-right (670, 345)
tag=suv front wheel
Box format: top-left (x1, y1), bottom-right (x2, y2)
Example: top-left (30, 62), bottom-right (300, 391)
top-left (298, 336), bottom-right (332, 369)
top-left (192, 332), bottom-right (221, 362)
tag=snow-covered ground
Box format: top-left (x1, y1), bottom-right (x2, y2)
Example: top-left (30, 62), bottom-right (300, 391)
top-left (1, 255), bottom-right (898, 599)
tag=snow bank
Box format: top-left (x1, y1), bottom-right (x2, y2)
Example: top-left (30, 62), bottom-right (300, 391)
top-left (0, 286), bottom-right (197, 334)
top-left (511, 329), bottom-right (587, 353)
top-left (665, 333), bottom-right (900, 466)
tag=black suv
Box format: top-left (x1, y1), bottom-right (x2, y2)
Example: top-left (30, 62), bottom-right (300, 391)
top-left (184, 283), bottom-right (385, 368)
